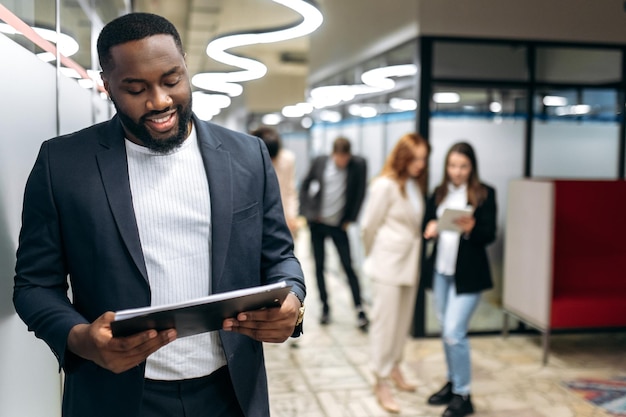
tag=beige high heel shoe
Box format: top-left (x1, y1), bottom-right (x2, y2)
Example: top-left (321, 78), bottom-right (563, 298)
top-left (374, 378), bottom-right (400, 414)
top-left (390, 366), bottom-right (416, 392)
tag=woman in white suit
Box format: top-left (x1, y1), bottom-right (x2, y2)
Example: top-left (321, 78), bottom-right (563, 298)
top-left (361, 133), bottom-right (430, 414)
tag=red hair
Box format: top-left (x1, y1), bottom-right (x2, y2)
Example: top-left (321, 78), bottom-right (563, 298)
top-left (380, 133), bottom-right (430, 196)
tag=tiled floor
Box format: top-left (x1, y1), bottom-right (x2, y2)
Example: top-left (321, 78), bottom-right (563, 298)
top-left (264, 228), bottom-right (626, 416)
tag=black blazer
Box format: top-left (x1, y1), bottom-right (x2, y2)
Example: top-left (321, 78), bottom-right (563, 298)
top-left (421, 183), bottom-right (496, 294)
top-left (13, 114), bottom-right (305, 417)
top-left (299, 154), bottom-right (367, 224)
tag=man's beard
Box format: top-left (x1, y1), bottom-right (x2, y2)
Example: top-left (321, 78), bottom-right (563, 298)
top-left (112, 98), bottom-right (193, 154)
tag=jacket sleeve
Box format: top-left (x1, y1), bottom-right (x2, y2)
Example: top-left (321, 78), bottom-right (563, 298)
top-left (298, 156), bottom-right (320, 218)
top-left (466, 185), bottom-right (497, 246)
top-left (258, 142), bottom-right (305, 300)
top-left (13, 141), bottom-right (89, 370)
top-left (360, 178), bottom-right (392, 256)
top-left (422, 189), bottom-right (438, 233)
top-left (345, 156), bottom-right (367, 223)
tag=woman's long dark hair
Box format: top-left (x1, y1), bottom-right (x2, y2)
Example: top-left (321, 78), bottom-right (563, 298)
top-left (435, 142), bottom-right (487, 207)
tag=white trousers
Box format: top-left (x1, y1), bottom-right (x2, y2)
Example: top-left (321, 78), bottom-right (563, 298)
top-left (369, 281), bottom-right (418, 378)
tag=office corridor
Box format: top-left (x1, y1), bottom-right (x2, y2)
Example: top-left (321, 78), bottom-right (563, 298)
top-left (264, 227), bottom-right (626, 417)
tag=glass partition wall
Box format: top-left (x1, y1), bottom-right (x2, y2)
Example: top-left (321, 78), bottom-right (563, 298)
top-left (305, 36), bottom-right (626, 337)
top-left (0, 0), bottom-right (123, 133)
top-left (0, 2), bottom-right (128, 415)
top-left (424, 37), bottom-right (624, 336)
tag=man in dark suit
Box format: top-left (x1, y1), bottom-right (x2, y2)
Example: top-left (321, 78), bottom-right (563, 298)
top-left (299, 137), bottom-right (369, 331)
top-left (12, 13), bottom-right (305, 417)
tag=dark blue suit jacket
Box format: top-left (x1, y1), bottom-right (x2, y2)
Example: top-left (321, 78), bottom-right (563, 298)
top-left (13, 114), bottom-right (305, 417)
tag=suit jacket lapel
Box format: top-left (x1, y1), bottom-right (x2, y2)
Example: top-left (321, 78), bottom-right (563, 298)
top-left (95, 116), bottom-right (149, 282)
top-left (194, 118), bottom-right (232, 291)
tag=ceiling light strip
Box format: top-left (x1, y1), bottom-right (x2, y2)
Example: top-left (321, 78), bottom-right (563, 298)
top-left (0, 4), bottom-right (103, 92)
top-left (192, 0), bottom-right (323, 95)
top-left (361, 64), bottom-right (417, 90)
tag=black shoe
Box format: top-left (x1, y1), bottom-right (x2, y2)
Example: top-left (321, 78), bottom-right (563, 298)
top-left (320, 311), bottom-right (330, 325)
top-left (319, 304), bottom-right (330, 325)
top-left (357, 310), bottom-right (369, 332)
top-left (427, 381), bottom-right (453, 405)
top-left (442, 394), bottom-right (474, 417)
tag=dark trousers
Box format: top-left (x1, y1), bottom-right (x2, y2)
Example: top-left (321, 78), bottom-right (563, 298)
top-left (140, 366), bottom-right (245, 417)
top-left (309, 222), bottom-right (363, 310)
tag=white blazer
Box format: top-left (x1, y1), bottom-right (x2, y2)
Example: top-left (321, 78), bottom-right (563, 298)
top-left (272, 149), bottom-right (299, 223)
top-left (361, 176), bottom-right (424, 287)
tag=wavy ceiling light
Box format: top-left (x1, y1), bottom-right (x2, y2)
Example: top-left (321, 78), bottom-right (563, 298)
top-left (192, 0), bottom-right (323, 97)
top-left (0, 5), bottom-right (106, 93)
top-left (192, 91), bottom-right (233, 121)
top-left (305, 64), bottom-right (418, 112)
top-left (308, 84), bottom-right (381, 109)
top-left (0, 22), bottom-right (80, 59)
top-left (389, 98), bottom-right (417, 111)
top-left (361, 64), bottom-right (417, 90)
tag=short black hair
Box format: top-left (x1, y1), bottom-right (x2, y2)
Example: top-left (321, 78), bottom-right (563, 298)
top-left (251, 126), bottom-right (282, 159)
top-left (97, 12), bottom-right (184, 72)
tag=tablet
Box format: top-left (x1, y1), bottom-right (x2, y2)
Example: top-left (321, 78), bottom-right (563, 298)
top-left (438, 207), bottom-right (474, 233)
top-left (111, 282), bottom-right (292, 338)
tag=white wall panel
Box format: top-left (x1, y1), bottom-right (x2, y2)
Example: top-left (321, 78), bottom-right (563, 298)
top-left (385, 117), bottom-right (416, 156)
top-left (532, 122), bottom-right (619, 179)
top-left (0, 33), bottom-right (62, 417)
top-left (339, 120), bottom-right (361, 154)
top-left (503, 180), bottom-right (555, 329)
top-left (59, 74), bottom-right (93, 135)
top-left (281, 131), bottom-right (310, 185)
top-left (361, 121), bottom-right (386, 181)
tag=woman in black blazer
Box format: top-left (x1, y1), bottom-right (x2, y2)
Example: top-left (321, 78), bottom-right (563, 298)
top-left (421, 142), bottom-right (496, 417)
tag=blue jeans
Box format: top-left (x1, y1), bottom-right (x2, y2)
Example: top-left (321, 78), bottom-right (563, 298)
top-left (432, 272), bottom-right (481, 395)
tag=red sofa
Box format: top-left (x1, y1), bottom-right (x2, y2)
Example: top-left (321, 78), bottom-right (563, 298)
top-left (503, 179), bottom-right (626, 364)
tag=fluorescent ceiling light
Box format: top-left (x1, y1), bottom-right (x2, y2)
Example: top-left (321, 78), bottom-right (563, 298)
top-left (572, 104), bottom-right (591, 114)
top-left (433, 92), bottom-right (461, 104)
top-left (301, 116), bottom-right (313, 128)
top-left (78, 78), bottom-right (94, 89)
top-left (37, 52), bottom-right (56, 62)
top-left (347, 104), bottom-right (361, 117)
top-left (309, 84), bottom-right (380, 109)
top-left (191, 74), bottom-right (244, 97)
top-left (389, 98), bottom-right (417, 111)
top-left (192, 91), bottom-right (232, 121)
top-left (555, 104), bottom-right (591, 116)
top-left (543, 96), bottom-right (568, 106)
top-left (319, 110), bottom-right (341, 123)
top-left (262, 113), bottom-right (283, 125)
top-left (60, 67), bottom-right (81, 79)
top-left (361, 64), bottom-right (417, 90)
top-left (359, 106), bottom-right (377, 118)
top-left (192, 0), bottom-right (323, 97)
top-left (348, 104), bottom-right (377, 118)
top-left (59, 67), bottom-right (101, 89)
top-left (489, 102), bottom-right (502, 113)
top-left (192, 91), bottom-right (232, 109)
top-left (0, 23), bottom-right (79, 57)
top-left (87, 70), bottom-right (104, 87)
top-left (282, 102), bottom-right (314, 118)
